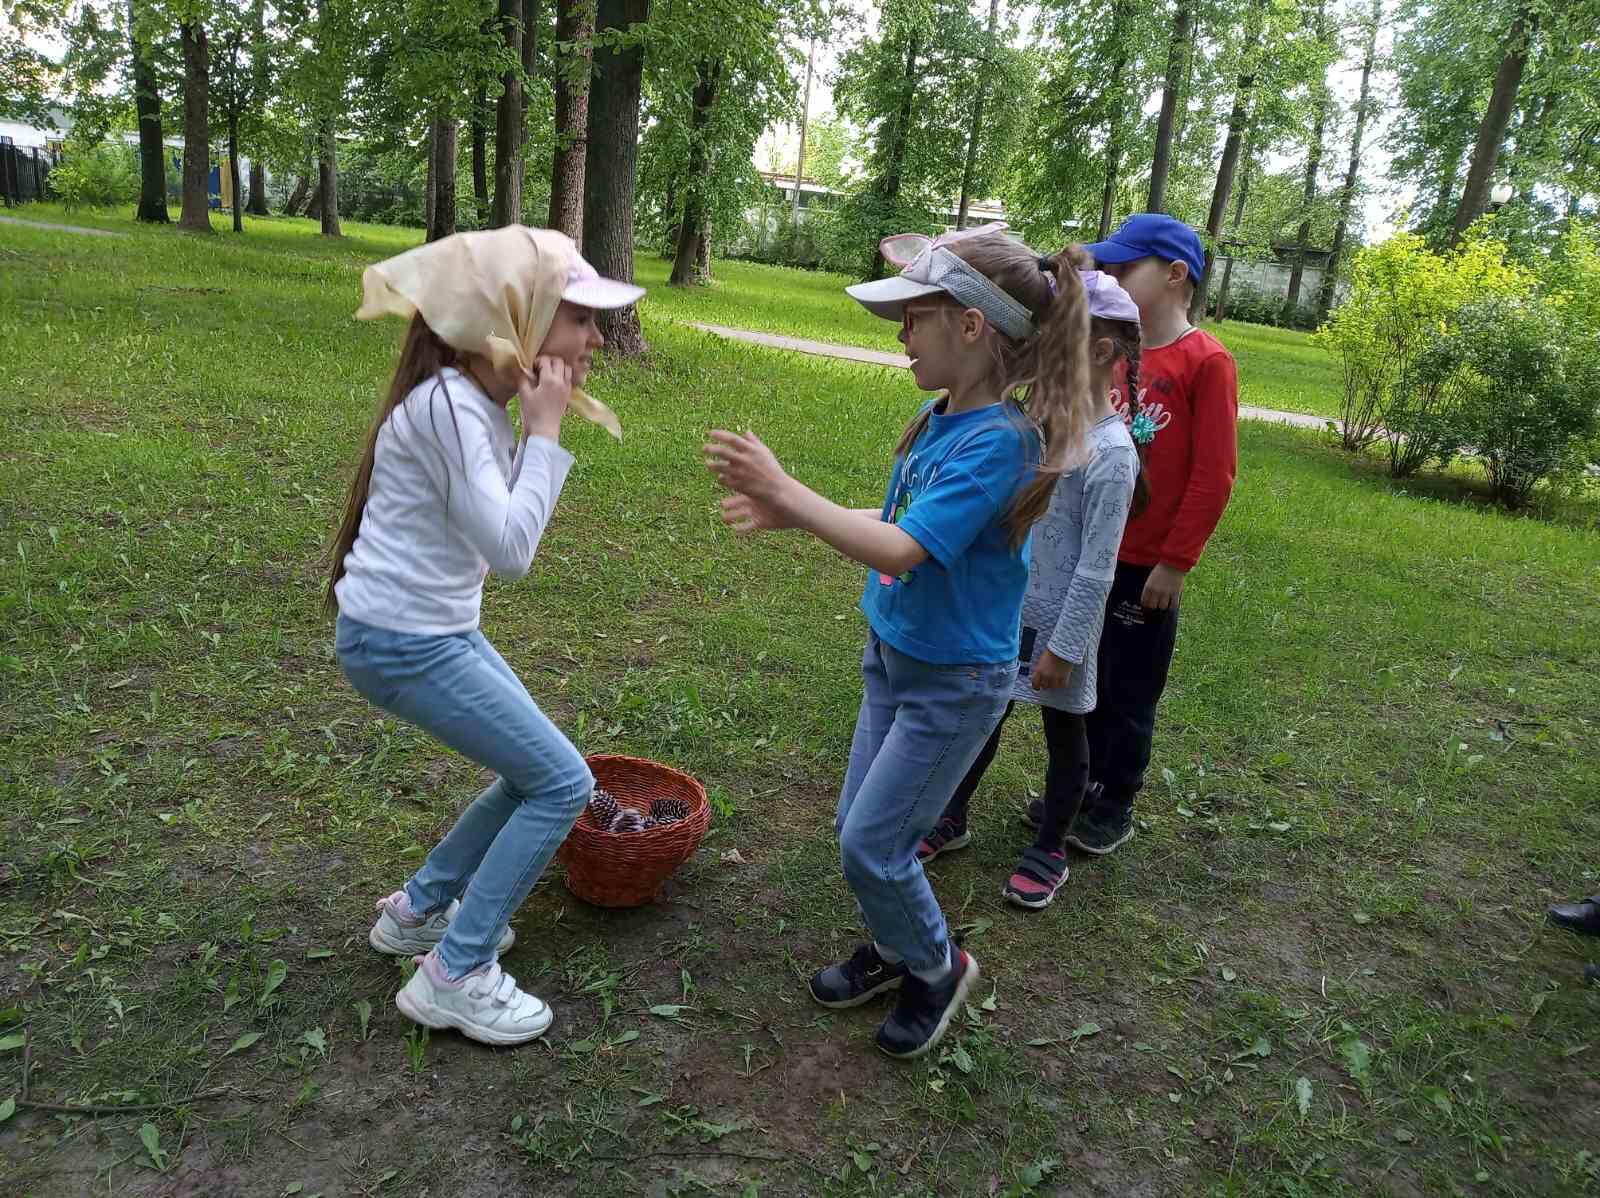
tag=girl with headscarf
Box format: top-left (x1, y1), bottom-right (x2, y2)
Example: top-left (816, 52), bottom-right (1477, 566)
top-left (326, 226), bottom-right (641, 1046)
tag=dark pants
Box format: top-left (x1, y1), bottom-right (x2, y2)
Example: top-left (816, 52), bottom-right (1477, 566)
top-left (944, 701), bottom-right (1091, 850)
top-left (1083, 561), bottom-right (1181, 816)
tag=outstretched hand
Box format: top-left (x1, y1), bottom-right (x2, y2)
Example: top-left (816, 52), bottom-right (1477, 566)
top-left (704, 429), bottom-right (798, 532)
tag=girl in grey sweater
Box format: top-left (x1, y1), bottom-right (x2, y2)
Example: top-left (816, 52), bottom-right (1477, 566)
top-left (918, 269), bottom-right (1156, 909)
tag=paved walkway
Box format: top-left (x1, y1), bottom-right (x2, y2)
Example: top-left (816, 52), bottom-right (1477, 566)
top-left (0, 214), bottom-right (125, 237)
top-left (689, 322), bottom-right (1335, 432)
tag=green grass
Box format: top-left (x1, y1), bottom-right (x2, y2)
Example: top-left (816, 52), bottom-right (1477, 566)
top-left (3, 208), bottom-right (1600, 1197)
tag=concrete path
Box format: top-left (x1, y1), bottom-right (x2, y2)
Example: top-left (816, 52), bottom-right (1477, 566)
top-left (689, 321), bottom-right (1337, 432)
top-left (0, 214), bottom-right (126, 237)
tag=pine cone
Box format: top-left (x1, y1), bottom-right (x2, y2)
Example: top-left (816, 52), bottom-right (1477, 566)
top-left (588, 787), bottom-right (620, 828)
top-left (640, 816), bottom-right (659, 831)
top-left (651, 797), bottom-right (691, 824)
top-left (609, 808), bottom-right (647, 834)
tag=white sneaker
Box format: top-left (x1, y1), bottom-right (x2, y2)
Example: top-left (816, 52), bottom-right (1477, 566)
top-left (368, 890), bottom-right (514, 956)
top-left (395, 950), bottom-right (554, 1046)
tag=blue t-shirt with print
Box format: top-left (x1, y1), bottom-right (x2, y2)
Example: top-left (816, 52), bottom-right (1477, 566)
top-left (860, 400), bottom-right (1036, 665)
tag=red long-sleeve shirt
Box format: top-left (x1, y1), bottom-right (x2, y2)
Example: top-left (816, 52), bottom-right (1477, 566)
top-left (1110, 329), bottom-right (1238, 572)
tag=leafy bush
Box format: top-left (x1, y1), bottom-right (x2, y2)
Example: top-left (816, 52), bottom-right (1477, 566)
top-left (1211, 281), bottom-right (1319, 331)
top-left (1313, 232), bottom-right (1534, 451)
top-left (47, 144), bottom-right (139, 210)
top-left (1384, 326), bottom-right (1472, 477)
top-left (1446, 297), bottom-right (1600, 508)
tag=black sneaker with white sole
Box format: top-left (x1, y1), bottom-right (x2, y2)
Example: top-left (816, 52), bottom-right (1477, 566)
top-left (809, 942), bottom-right (908, 1008)
top-left (1063, 804), bottom-right (1134, 855)
top-left (876, 949), bottom-right (979, 1059)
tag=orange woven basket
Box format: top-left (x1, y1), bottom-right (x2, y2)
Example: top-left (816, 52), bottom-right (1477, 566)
top-left (558, 754), bottom-right (711, 908)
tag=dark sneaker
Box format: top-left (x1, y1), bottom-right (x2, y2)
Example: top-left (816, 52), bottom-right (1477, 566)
top-left (1549, 895), bottom-right (1600, 937)
top-left (809, 942), bottom-right (908, 1009)
top-left (1063, 804), bottom-right (1134, 856)
top-left (916, 817), bottom-right (972, 864)
top-left (876, 949), bottom-right (979, 1059)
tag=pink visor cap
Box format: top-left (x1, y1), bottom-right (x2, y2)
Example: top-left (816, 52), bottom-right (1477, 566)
top-left (563, 253), bottom-right (646, 309)
top-left (1079, 270), bottom-right (1139, 323)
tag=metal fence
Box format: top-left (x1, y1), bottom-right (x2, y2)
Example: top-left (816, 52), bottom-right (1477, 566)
top-left (0, 139), bottom-right (57, 206)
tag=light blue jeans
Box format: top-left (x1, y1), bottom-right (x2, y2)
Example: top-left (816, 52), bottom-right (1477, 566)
top-left (836, 632), bottom-right (1017, 973)
top-left (336, 614), bottom-right (593, 978)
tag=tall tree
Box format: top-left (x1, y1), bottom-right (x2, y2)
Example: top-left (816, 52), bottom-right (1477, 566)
top-left (1319, 0), bottom-right (1380, 319)
top-left (128, 0), bottom-right (169, 223)
top-left (491, 0), bottom-right (525, 226)
top-left (668, 57), bottom-right (723, 285)
top-left (1447, 5), bottom-right (1530, 245)
top-left (582, 0), bottom-right (650, 355)
top-left (1148, 0), bottom-right (1193, 213)
top-left (212, 0), bottom-right (270, 233)
top-left (954, 0), bottom-right (1001, 230)
top-left (1284, 0), bottom-right (1330, 311)
top-left (178, 19), bottom-right (213, 233)
top-left (791, 34), bottom-right (816, 223)
top-left (1097, 0), bottom-right (1134, 238)
top-left (1191, 0), bottom-right (1269, 322)
top-left (549, 0), bottom-right (593, 238)
top-left (246, 160), bottom-right (268, 213)
top-left (428, 114), bottom-right (458, 240)
top-left (471, 79), bottom-right (491, 222)
top-left (1212, 129), bottom-right (1255, 321)
top-left (318, 115), bottom-right (340, 235)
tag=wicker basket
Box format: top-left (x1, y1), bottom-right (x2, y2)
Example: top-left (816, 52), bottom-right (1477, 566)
top-left (558, 754), bottom-right (711, 908)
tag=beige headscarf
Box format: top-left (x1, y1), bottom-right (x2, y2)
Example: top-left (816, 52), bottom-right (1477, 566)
top-left (355, 225), bottom-right (623, 440)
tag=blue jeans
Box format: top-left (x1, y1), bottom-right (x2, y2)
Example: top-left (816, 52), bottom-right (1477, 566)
top-left (836, 632), bottom-right (1016, 972)
top-left (336, 615), bottom-right (593, 978)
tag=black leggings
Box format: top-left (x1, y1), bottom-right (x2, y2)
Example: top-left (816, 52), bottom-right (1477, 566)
top-left (942, 701), bottom-right (1091, 851)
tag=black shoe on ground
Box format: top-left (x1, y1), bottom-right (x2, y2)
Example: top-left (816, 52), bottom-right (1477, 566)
top-left (1063, 803), bottom-right (1134, 856)
top-left (809, 942), bottom-right (909, 1009)
top-left (875, 949), bottom-right (978, 1059)
top-left (1549, 894), bottom-right (1600, 937)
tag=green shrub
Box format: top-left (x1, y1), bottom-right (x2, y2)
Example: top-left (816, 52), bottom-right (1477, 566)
top-left (1447, 297), bottom-right (1600, 508)
top-left (47, 144), bottom-right (139, 210)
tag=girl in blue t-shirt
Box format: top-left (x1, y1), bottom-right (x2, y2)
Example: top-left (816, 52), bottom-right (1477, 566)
top-left (705, 224), bottom-right (1095, 1059)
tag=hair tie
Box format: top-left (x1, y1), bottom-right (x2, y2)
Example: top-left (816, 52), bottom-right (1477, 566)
top-left (1130, 411), bottom-right (1158, 445)
top-left (1036, 257), bottom-right (1058, 295)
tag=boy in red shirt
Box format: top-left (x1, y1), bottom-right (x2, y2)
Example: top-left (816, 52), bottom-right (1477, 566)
top-left (1048, 214), bottom-right (1239, 854)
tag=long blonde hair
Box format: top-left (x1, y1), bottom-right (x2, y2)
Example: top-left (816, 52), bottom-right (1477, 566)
top-left (893, 233), bottom-right (1092, 548)
top-left (324, 314), bottom-right (460, 613)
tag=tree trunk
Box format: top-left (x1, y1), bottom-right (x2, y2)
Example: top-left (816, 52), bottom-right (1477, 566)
top-left (283, 172), bottom-right (309, 215)
top-left (246, 160), bottom-right (268, 214)
top-left (1284, 0), bottom-right (1327, 312)
top-left (670, 58), bottom-right (722, 286)
top-left (1097, 1), bottom-right (1133, 240)
top-left (549, 0), bottom-right (593, 239)
top-left (129, 0), bottom-right (169, 223)
top-left (1148, 0), bottom-right (1192, 214)
top-left (1190, 0), bottom-right (1264, 323)
top-left (791, 36), bottom-right (816, 223)
top-left (955, 0), bottom-right (1001, 231)
top-left (471, 81), bottom-right (490, 223)
top-left (305, 181), bottom-right (324, 219)
top-left (491, 0), bottom-right (524, 227)
top-left (228, 113), bottom-right (243, 232)
top-left (1448, 8), bottom-right (1530, 246)
top-left (1318, 0), bottom-right (1379, 320)
top-left (697, 225), bottom-right (710, 279)
top-left (869, 28), bottom-right (922, 281)
top-left (318, 118), bottom-right (341, 236)
top-left (428, 115), bottom-right (458, 241)
top-left (424, 125), bottom-right (436, 232)
top-left (178, 22), bottom-right (212, 232)
top-left (581, 0), bottom-right (649, 355)
top-left (1214, 133), bottom-right (1254, 323)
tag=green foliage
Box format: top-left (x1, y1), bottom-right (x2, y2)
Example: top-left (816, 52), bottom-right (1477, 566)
top-left (1314, 229), bottom-right (1534, 449)
top-left (47, 141), bottom-right (141, 210)
top-left (1446, 296), bottom-right (1600, 507)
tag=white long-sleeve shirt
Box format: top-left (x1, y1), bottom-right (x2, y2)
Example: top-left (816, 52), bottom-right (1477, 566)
top-left (334, 367), bottom-right (573, 635)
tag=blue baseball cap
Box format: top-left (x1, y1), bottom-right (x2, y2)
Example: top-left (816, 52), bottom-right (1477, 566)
top-left (1084, 214), bottom-right (1206, 283)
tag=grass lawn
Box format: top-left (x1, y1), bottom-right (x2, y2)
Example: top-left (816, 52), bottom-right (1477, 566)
top-left (3, 209), bottom-right (1599, 1197)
